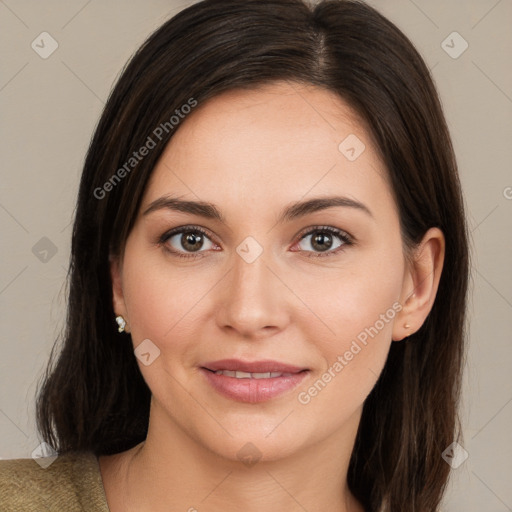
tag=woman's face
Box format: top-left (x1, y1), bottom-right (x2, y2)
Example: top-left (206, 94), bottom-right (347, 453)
top-left (112, 81), bottom-right (412, 462)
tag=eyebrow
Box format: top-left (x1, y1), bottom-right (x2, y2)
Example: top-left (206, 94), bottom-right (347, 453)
top-left (142, 195), bottom-right (373, 223)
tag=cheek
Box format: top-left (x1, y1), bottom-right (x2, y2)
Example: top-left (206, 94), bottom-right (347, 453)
top-left (120, 242), bottom-right (223, 360)
top-left (123, 263), bottom-right (204, 341)
top-left (296, 252), bottom-right (403, 402)
top-left (307, 251), bottom-right (403, 340)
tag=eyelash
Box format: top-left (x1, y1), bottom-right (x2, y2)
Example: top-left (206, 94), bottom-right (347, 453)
top-left (158, 225), bottom-right (353, 259)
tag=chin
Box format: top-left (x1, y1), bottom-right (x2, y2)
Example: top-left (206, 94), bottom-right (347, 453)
top-left (193, 417), bottom-right (310, 466)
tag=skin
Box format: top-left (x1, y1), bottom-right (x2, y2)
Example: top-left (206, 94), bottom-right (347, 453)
top-left (100, 81), bottom-right (445, 512)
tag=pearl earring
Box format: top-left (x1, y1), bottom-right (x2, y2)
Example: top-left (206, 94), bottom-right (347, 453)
top-left (115, 315), bottom-right (127, 333)
top-left (404, 323), bottom-right (410, 329)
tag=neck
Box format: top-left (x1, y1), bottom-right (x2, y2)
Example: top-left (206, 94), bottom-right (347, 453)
top-left (100, 402), bottom-right (365, 512)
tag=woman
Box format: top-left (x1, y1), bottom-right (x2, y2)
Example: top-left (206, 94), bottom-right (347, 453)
top-left (0, 0), bottom-right (469, 511)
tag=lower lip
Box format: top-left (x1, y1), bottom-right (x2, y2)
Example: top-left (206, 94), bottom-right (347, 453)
top-left (200, 368), bottom-right (309, 403)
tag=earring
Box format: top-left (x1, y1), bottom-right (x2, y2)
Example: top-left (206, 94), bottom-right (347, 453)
top-left (115, 315), bottom-right (127, 333)
top-left (404, 323), bottom-right (410, 329)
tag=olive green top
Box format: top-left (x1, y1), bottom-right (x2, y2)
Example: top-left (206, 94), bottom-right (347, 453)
top-left (0, 451), bottom-right (109, 511)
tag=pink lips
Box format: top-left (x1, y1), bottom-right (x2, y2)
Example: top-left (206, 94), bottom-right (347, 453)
top-left (200, 358), bottom-right (309, 403)
top-left (202, 358), bottom-right (306, 374)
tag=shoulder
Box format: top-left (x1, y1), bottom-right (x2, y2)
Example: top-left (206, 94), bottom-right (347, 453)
top-left (0, 451), bottom-right (109, 511)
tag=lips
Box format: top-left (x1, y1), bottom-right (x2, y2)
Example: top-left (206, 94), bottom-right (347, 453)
top-left (200, 359), bottom-right (309, 403)
top-left (211, 370), bottom-right (294, 378)
top-left (201, 358), bottom-right (307, 374)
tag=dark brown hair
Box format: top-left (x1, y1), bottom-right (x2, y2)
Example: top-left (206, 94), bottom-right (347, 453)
top-left (36, 1), bottom-right (469, 510)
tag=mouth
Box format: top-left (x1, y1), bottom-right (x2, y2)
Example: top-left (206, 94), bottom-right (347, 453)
top-left (200, 359), bottom-right (310, 403)
top-left (201, 358), bottom-right (308, 374)
top-left (204, 369), bottom-right (301, 379)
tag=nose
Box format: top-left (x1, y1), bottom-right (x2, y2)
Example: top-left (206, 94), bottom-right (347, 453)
top-left (215, 247), bottom-right (290, 339)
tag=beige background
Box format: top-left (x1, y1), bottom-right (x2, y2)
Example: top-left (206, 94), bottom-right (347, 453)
top-left (1, 0), bottom-right (511, 510)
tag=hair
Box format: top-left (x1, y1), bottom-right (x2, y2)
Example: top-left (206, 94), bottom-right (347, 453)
top-left (35, 1), bottom-right (469, 510)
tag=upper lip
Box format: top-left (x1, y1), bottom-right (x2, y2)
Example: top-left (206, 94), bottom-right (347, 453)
top-left (202, 359), bottom-right (308, 374)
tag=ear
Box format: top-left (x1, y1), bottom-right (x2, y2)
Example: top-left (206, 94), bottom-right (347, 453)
top-left (392, 227), bottom-right (445, 342)
top-left (110, 254), bottom-right (131, 333)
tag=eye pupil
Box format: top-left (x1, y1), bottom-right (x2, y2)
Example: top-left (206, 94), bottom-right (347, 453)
top-left (312, 232), bottom-right (332, 252)
top-left (182, 232), bottom-right (203, 252)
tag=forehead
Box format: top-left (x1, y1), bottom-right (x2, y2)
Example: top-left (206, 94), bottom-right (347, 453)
top-left (143, 81), bottom-right (393, 218)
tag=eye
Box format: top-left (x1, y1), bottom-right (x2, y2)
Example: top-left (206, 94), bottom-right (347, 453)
top-left (294, 226), bottom-right (352, 258)
top-left (158, 224), bottom-right (353, 260)
top-left (159, 226), bottom-right (218, 258)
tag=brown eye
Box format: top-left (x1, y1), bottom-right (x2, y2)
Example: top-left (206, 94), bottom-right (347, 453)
top-left (296, 227), bottom-right (352, 257)
top-left (179, 231), bottom-right (205, 252)
top-left (310, 232), bottom-right (334, 252)
top-left (160, 226), bottom-right (216, 257)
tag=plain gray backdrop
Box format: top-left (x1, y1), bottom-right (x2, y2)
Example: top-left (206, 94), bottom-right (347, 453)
top-left (1, 1), bottom-right (511, 510)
